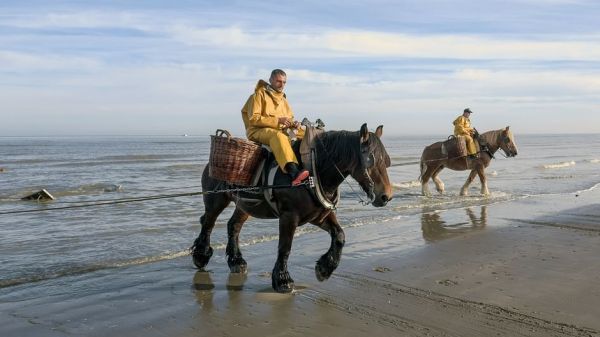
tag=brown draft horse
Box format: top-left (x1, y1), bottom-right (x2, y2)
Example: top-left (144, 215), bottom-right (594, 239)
top-left (191, 124), bottom-right (393, 293)
top-left (420, 127), bottom-right (518, 197)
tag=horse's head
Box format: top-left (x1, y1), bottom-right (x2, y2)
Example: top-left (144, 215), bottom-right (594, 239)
top-left (499, 126), bottom-right (518, 157)
top-left (351, 123), bottom-right (393, 207)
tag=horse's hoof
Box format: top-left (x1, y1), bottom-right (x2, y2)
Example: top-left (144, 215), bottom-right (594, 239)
top-left (272, 270), bottom-right (295, 293)
top-left (192, 246), bottom-right (213, 269)
top-left (315, 254), bottom-right (337, 282)
top-left (228, 255), bottom-right (248, 274)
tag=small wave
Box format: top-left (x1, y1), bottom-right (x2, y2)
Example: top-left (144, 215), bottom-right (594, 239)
top-left (574, 182), bottom-right (600, 195)
top-left (538, 175), bottom-right (576, 180)
top-left (165, 163), bottom-right (203, 171)
top-left (542, 161), bottom-right (576, 169)
top-left (393, 180), bottom-right (421, 189)
top-left (587, 159), bottom-right (600, 164)
top-left (0, 250), bottom-right (190, 289)
top-left (50, 183), bottom-right (124, 197)
top-left (97, 154), bottom-right (181, 161)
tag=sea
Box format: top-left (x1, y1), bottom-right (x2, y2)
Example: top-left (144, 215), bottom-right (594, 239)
top-left (1, 133), bottom-right (599, 290)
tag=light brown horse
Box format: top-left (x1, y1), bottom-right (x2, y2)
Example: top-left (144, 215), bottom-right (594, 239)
top-left (420, 127), bottom-right (518, 196)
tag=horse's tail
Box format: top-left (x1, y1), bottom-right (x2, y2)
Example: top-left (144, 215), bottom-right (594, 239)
top-left (418, 151), bottom-right (427, 183)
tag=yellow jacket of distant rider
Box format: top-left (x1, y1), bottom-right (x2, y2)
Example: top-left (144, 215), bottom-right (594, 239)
top-left (453, 116), bottom-right (474, 136)
top-left (241, 80), bottom-right (295, 137)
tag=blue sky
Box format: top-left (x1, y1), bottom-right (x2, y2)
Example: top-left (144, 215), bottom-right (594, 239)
top-left (1, 0), bottom-right (599, 136)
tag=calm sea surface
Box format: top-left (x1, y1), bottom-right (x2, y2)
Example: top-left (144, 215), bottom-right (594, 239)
top-left (1, 133), bottom-right (599, 288)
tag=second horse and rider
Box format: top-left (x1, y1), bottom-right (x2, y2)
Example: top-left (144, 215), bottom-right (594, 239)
top-left (193, 68), bottom-right (517, 293)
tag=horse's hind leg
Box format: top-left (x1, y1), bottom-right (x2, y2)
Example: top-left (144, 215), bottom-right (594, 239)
top-left (477, 167), bottom-right (490, 195)
top-left (314, 212), bottom-right (345, 282)
top-left (421, 164), bottom-right (438, 197)
top-left (460, 170), bottom-right (478, 196)
top-left (191, 178), bottom-right (231, 269)
top-left (226, 207), bottom-right (249, 273)
top-left (432, 166), bottom-right (445, 194)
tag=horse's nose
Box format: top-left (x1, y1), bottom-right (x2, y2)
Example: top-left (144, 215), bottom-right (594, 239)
top-left (381, 194), bottom-right (390, 203)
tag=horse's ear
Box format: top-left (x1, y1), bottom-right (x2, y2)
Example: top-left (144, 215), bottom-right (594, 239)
top-left (360, 123), bottom-right (369, 143)
top-left (375, 125), bottom-right (383, 138)
top-left (505, 126), bottom-right (510, 131)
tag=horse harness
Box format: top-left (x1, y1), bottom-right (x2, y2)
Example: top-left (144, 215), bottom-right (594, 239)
top-left (231, 130), bottom-right (340, 217)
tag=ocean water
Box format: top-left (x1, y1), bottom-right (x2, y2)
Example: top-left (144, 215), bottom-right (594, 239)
top-left (1, 133), bottom-right (599, 289)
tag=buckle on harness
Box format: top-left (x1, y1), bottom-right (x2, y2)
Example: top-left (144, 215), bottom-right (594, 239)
top-left (307, 176), bottom-right (315, 188)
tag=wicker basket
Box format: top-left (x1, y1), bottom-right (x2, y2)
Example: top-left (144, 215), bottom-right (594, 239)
top-left (209, 129), bottom-right (263, 186)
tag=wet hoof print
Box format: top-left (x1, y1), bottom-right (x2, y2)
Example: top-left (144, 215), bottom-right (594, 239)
top-left (227, 255), bottom-right (248, 274)
top-left (315, 254), bottom-right (337, 282)
top-left (192, 246), bottom-right (213, 270)
top-left (272, 270), bottom-right (295, 293)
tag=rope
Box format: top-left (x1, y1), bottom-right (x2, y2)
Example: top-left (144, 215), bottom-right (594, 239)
top-left (389, 161), bottom-right (420, 167)
top-left (0, 181), bottom-right (309, 216)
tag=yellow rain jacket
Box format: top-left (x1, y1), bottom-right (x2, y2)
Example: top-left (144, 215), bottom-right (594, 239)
top-left (241, 80), bottom-right (304, 171)
top-left (453, 115), bottom-right (477, 155)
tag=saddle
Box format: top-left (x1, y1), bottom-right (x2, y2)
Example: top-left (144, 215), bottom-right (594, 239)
top-left (441, 135), bottom-right (481, 159)
top-left (232, 121), bottom-right (338, 215)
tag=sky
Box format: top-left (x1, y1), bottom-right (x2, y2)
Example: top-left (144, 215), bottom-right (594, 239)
top-left (1, 0), bottom-right (599, 136)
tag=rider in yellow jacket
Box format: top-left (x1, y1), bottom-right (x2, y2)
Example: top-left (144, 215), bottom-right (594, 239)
top-left (453, 108), bottom-right (477, 157)
top-left (241, 69), bottom-right (308, 186)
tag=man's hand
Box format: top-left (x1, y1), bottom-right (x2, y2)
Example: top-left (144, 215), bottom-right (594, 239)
top-left (278, 117), bottom-right (300, 129)
top-left (278, 117), bottom-right (292, 128)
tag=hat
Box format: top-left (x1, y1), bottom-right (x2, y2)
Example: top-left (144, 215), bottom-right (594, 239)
top-left (464, 108), bottom-right (473, 114)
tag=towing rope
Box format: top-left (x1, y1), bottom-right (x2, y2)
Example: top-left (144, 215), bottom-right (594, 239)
top-left (0, 181), bottom-right (309, 216)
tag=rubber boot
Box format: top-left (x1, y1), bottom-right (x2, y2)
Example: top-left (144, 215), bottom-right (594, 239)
top-left (285, 163), bottom-right (309, 186)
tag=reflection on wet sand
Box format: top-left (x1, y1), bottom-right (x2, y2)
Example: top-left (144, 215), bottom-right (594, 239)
top-left (421, 206), bottom-right (487, 242)
top-left (192, 271), bottom-right (249, 310)
top-left (193, 271), bottom-right (215, 311)
top-left (226, 272), bottom-right (247, 291)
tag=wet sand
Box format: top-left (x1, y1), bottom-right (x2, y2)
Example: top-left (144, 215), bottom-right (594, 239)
top-left (1, 189), bottom-right (600, 337)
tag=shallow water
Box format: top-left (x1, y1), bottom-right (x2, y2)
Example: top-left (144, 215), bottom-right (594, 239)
top-left (1, 133), bottom-right (599, 288)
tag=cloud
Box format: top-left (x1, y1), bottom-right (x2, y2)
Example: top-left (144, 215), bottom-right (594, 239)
top-left (0, 50), bottom-right (101, 71)
top-left (166, 25), bottom-right (600, 61)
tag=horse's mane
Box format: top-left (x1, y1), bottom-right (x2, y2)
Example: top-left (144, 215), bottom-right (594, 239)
top-left (480, 129), bottom-right (504, 145)
top-left (316, 129), bottom-right (388, 173)
top-left (317, 130), bottom-right (362, 170)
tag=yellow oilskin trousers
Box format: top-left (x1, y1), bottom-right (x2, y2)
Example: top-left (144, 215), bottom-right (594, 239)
top-left (241, 80), bottom-right (304, 171)
top-left (453, 116), bottom-right (477, 156)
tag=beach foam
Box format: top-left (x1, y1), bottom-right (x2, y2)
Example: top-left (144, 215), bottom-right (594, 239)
top-left (393, 180), bottom-right (421, 189)
top-left (542, 161), bottom-right (576, 169)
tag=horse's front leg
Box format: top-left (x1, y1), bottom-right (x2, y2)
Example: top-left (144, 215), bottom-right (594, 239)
top-left (477, 167), bottom-right (490, 195)
top-left (314, 212), bottom-right (345, 282)
top-left (460, 170), bottom-right (478, 196)
top-left (272, 214), bottom-right (298, 293)
top-left (226, 207), bottom-right (249, 274)
top-left (191, 191), bottom-right (230, 269)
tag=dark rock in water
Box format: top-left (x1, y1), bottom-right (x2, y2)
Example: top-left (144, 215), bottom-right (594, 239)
top-left (21, 189), bottom-right (55, 201)
top-left (103, 184), bottom-right (123, 192)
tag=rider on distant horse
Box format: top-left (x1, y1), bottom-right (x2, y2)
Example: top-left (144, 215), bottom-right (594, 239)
top-left (241, 69), bottom-right (309, 186)
top-left (453, 108), bottom-right (478, 158)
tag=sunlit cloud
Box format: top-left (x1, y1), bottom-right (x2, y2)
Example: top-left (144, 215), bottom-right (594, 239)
top-left (168, 25), bottom-right (600, 61)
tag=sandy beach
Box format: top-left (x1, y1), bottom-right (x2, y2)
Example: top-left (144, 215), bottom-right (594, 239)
top-left (2, 186), bottom-right (600, 337)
